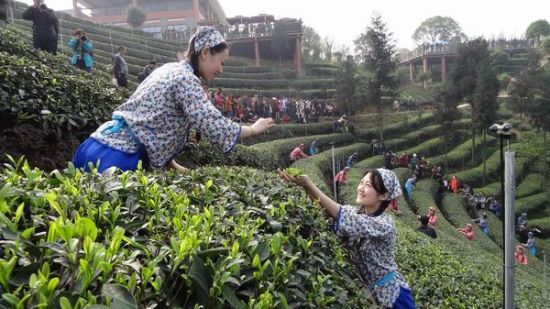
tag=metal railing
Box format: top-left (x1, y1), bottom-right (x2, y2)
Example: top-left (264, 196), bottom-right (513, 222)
top-left (399, 40), bottom-right (531, 63)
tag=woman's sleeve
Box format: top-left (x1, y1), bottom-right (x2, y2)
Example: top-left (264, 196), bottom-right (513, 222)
top-left (67, 38), bottom-right (76, 49)
top-left (84, 41), bottom-right (93, 52)
top-left (177, 78), bottom-right (241, 153)
top-left (333, 205), bottom-right (393, 238)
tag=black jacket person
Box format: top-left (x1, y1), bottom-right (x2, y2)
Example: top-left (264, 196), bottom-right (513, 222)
top-left (0, 0), bottom-right (9, 28)
top-left (22, 0), bottom-right (59, 54)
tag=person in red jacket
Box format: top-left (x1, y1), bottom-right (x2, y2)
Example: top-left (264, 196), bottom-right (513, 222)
top-left (290, 144), bottom-right (309, 161)
top-left (334, 166), bottom-right (350, 193)
top-left (399, 152), bottom-right (409, 168)
top-left (427, 206), bottom-right (438, 226)
top-left (515, 245), bottom-right (528, 265)
top-left (458, 223), bottom-right (475, 240)
top-left (448, 175), bottom-right (460, 193)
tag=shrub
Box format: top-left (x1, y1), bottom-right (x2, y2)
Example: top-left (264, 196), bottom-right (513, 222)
top-left (246, 122), bottom-right (335, 144)
top-left (0, 160), bottom-right (371, 308)
top-left (291, 143), bottom-right (371, 194)
top-left (429, 134), bottom-right (497, 169)
top-left (528, 217), bottom-right (550, 238)
top-left (515, 192), bottom-right (550, 218)
top-left (453, 144), bottom-right (530, 188)
top-left (176, 142), bottom-right (277, 170)
top-left (251, 133), bottom-right (354, 167)
top-left (516, 173), bottom-right (545, 197)
top-left (477, 173), bottom-right (544, 198)
top-left (219, 71), bottom-right (297, 80)
top-left (353, 112), bottom-right (436, 142)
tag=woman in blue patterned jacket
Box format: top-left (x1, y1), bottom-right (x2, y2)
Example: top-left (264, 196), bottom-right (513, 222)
top-left (279, 168), bottom-right (416, 308)
top-left (73, 26), bottom-right (274, 172)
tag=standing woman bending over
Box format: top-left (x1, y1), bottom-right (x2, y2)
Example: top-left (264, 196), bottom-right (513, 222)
top-left (73, 27), bottom-right (274, 172)
top-left (279, 168), bottom-right (416, 308)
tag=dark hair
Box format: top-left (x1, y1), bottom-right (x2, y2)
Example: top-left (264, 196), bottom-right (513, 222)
top-left (361, 169), bottom-right (390, 216)
top-left (149, 61), bottom-right (156, 65)
top-left (419, 215), bottom-right (429, 225)
top-left (118, 46), bottom-right (126, 52)
top-left (186, 36), bottom-right (229, 77)
top-left (73, 29), bottom-right (85, 36)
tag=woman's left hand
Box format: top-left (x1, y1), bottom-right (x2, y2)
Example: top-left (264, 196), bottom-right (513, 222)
top-left (167, 159), bottom-right (189, 173)
top-left (277, 168), bottom-right (311, 188)
top-left (251, 117), bottom-right (275, 135)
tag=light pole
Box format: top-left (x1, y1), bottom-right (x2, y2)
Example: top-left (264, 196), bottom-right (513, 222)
top-left (543, 251), bottom-right (547, 302)
top-left (330, 142), bottom-right (337, 201)
top-left (488, 122), bottom-right (513, 309)
top-left (488, 123), bottom-right (513, 206)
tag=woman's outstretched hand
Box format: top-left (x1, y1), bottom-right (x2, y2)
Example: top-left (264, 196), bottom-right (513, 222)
top-left (251, 117), bottom-right (275, 135)
top-left (167, 159), bottom-right (189, 173)
top-left (277, 168), bottom-right (311, 188)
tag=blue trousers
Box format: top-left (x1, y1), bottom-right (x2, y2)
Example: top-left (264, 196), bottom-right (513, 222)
top-left (73, 138), bottom-right (143, 172)
top-left (393, 287), bottom-right (416, 308)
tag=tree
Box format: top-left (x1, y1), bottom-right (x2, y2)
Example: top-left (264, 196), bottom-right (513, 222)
top-left (302, 25), bottom-right (322, 62)
top-left (509, 66), bottom-right (550, 181)
top-left (526, 19), bottom-right (550, 47)
top-left (333, 44), bottom-right (351, 63)
top-left (540, 38), bottom-right (550, 58)
top-left (321, 37), bottom-right (334, 61)
top-left (412, 16), bottom-right (466, 45)
top-left (127, 5), bottom-right (146, 29)
top-left (354, 12), bottom-right (399, 140)
top-left (335, 55), bottom-right (358, 115)
top-left (435, 85), bottom-right (462, 172)
top-left (490, 49), bottom-right (508, 73)
top-left (472, 59), bottom-right (500, 184)
top-left (450, 38), bottom-right (492, 163)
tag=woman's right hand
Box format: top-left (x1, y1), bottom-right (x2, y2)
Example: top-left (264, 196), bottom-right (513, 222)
top-left (251, 117), bottom-right (275, 135)
top-left (277, 168), bottom-right (311, 188)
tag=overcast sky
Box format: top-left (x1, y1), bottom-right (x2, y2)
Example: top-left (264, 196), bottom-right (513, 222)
top-left (18, 0), bottom-right (549, 49)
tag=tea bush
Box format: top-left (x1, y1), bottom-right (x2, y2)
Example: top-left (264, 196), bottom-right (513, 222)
top-left (428, 134), bottom-right (497, 170)
top-left (0, 159), bottom-right (372, 308)
top-left (251, 133), bottom-right (354, 167)
top-left (291, 143), bottom-right (371, 194)
top-left (453, 144), bottom-right (530, 188)
top-left (246, 122), bottom-right (335, 145)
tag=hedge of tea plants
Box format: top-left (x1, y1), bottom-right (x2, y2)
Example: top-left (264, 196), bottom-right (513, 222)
top-left (0, 158), bottom-right (372, 308)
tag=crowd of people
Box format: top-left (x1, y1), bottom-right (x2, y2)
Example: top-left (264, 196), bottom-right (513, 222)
top-left (362, 146), bottom-right (543, 266)
top-left (210, 88), bottom-right (338, 124)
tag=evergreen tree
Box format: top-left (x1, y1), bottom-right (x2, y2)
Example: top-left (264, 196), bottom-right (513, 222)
top-left (435, 85), bottom-right (462, 172)
top-left (335, 55), bottom-right (358, 116)
top-left (510, 66), bottom-right (550, 180)
top-left (473, 58), bottom-right (500, 184)
top-left (451, 38), bottom-right (494, 163)
top-left (354, 12), bottom-right (399, 140)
